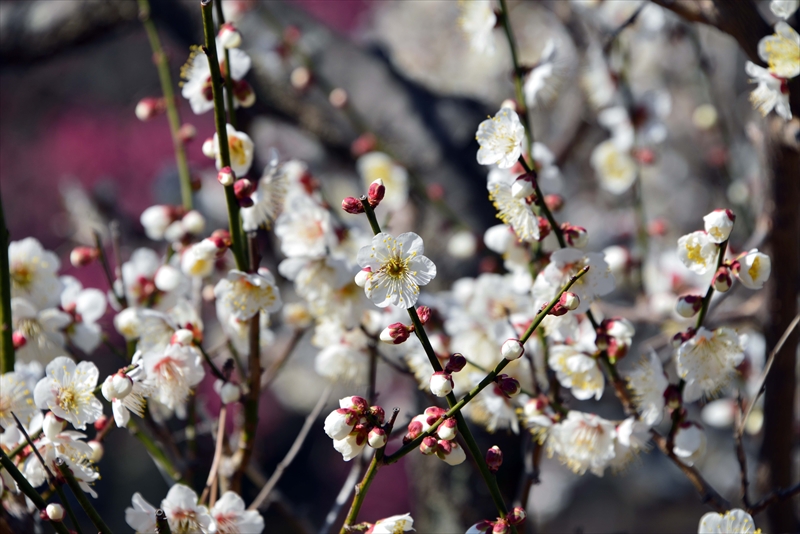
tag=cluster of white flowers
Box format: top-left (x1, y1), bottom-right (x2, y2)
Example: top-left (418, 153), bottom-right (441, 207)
top-left (745, 21), bottom-right (799, 120)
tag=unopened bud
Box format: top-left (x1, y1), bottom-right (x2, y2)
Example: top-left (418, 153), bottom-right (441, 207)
top-left (367, 427), bottom-right (387, 449)
top-left (368, 179), bottom-right (385, 207)
top-left (329, 87), bottom-right (348, 108)
top-left (595, 332), bottom-right (610, 351)
top-left (558, 291), bottom-right (580, 311)
top-left (495, 374), bottom-right (520, 398)
top-left (562, 224), bottom-right (589, 248)
top-left (429, 371), bottom-right (454, 397)
top-left (181, 210), bottom-right (206, 235)
top-left (232, 79), bottom-right (255, 107)
top-left (178, 123), bottom-right (196, 142)
top-left (210, 229), bottom-right (232, 249)
top-left (493, 519), bottom-right (511, 534)
top-left (202, 137), bottom-right (216, 158)
top-left (380, 322), bottom-right (411, 345)
top-left (290, 66), bottom-right (312, 90)
top-left (441, 441), bottom-right (466, 465)
top-left (671, 329), bottom-right (696, 348)
top-left (501, 339), bottom-right (524, 361)
top-left (218, 22), bottom-right (242, 49)
top-left (544, 194), bottom-right (564, 212)
top-left (416, 306), bottom-right (431, 324)
top-left (348, 396), bottom-right (369, 414)
top-left (537, 216), bottom-right (552, 240)
top-left (12, 331), bottom-right (26, 349)
top-left (445, 353), bottom-right (467, 374)
top-left (88, 440), bottom-right (104, 462)
top-left (634, 147), bottom-right (656, 165)
top-left (217, 166), bottom-right (234, 186)
top-left (219, 382), bottom-right (241, 404)
top-left (70, 246), bottom-right (99, 267)
top-left (437, 418), bottom-right (457, 441)
top-left (405, 420), bottom-right (424, 442)
top-left (234, 178), bottom-right (255, 199)
top-left (420, 436), bottom-right (438, 455)
top-left (45, 504), bottom-right (64, 522)
top-left (675, 295), bottom-right (703, 318)
top-left (171, 328), bottom-right (195, 346)
top-left (511, 175), bottom-right (536, 199)
top-left (342, 196), bottom-right (365, 214)
top-left (135, 97), bottom-right (164, 121)
top-left (350, 133), bottom-right (377, 157)
top-left (43, 412), bottom-right (65, 441)
top-left (712, 266), bottom-right (732, 292)
top-left (369, 405), bottom-right (385, 424)
top-left (485, 445), bottom-right (503, 473)
top-left (101, 372), bottom-right (133, 401)
top-left (507, 507), bottom-right (527, 525)
top-left (93, 414), bottom-right (110, 432)
top-left (354, 267), bottom-right (371, 287)
top-left (663, 384), bottom-right (682, 409)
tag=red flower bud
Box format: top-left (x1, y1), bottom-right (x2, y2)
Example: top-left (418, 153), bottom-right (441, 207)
top-left (485, 445), bottom-right (503, 473)
top-left (445, 353), bottom-right (467, 374)
top-left (341, 196), bottom-right (365, 214)
top-left (368, 179), bottom-right (386, 207)
top-left (234, 178), bottom-right (255, 199)
top-left (12, 331), bottom-right (26, 350)
top-left (70, 246), bottom-right (99, 268)
top-left (544, 194), bottom-right (563, 212)
top-left (507, 507), bottom-right (527, 525)
top-left (416, 305), bottom-right (431, 324)
top-left (495, 374), bottom-right (520, 398)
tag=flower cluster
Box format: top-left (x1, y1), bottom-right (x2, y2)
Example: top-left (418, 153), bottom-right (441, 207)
top-left (403, 407), bottom-right (466, 466)
top-left (745, 22), bottom-right (798, 120)
top-left (467, 507), bottom-right (527, 534)
top-left (324, 396), bottom-right (389, 461)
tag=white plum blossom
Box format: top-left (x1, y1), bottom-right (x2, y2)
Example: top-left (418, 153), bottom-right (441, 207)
top-left (458, 0), bottom-right (496, 54)
top-left (181, 41), bottom-right (252, 115)
top-left (703, 209), bottom-right (735, 244)
top-left (533, 248), bottom-right (615, 314)
top-left (127, 484), bottom-right (215, 534)
top-left (357, 152), bottom-right (409, 211)
top-left (357, 232), bottom-right (436, 308)
top-left (214, 268), bottom-right (282, 321)
top-left (476, 108), bottom-right (526, 169)
top-left (181, 239), bottom-right (220, 279)
top-left (141, 340), bottom-right (205, 418)
top-left (102, 359), bottom-right (149, 427)
top-left (114, 307), bottom-right (142, 341)
top-left (24, 427), bottom-right (99, 497)
top-left (241, 155), bottom-right (289, 231)
top-left (117, 248), bottom-right (188, 310)
top-left (34, 356), bottom-right (103, 430)
top-left (524, 39), bottom-right (558, 109)
top-left (548, 344), bottom-right (605, 401)
top-left (626, 352), bottom-right (668, 425)
top-left (758, 22), bottom-right (800, 79)
top-left (610, 417), bottom-right (652, 471)
top-left (209, 124), bottom-right (255, 177)
top-left (673, 423), bottom-right (706, 465)
top-left (11, 298), bottom-right (70, 363)
top-left (698, 509), bottom-right (759, 534)
top-left (0, 371), bottom-right (37, 428)
top-left (60, 276), bottom-right (106, 354)
top-left (677, 327), bottom-right (745, 402)
top-left (734, 249), bottom-right (771, 289)
top-left (677, 231), bottom-right (718, 275)
top-left (770, 0), bottom-right (799, 19)
top-left (591, 140), bottom-right (637, 195)
top-left (125, 492), bottom-right (158, 533)
top-left (210, 491), bottom-right (265, 534)
top-left (745, 61), bottom-right (792, 120)
top-left (274, 197), bottom-right (336, 259)
top-left (547, 411), bottom-right (617, 476)
top-left (372, 513), bottom-right (414, 534)
top-left (487, 168), bottom-right (539, 242)
top-left (333, 432), bottom-right (367, 462)
top-left (8, 237), bottom-right (62, 309)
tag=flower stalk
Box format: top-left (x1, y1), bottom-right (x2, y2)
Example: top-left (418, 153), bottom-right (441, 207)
top-left (213, 0), bottom-right (237, 129)
top-left (138, 0), bottom-right (194, 211)
top-left (200, 0), bottom-right (247, 271)
top-left (498, 0), bottom-right (532, 141)
top-left (0, 187), bottom-right (13, 373)
top-left (695, 239), bottom-right (729, 329)
top-left (55, 457), bottom-right (113, 534)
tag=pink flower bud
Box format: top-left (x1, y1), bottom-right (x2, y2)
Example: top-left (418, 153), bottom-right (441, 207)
top-left (350, 133), bottom-right (377, 157)
top-left (606, 338), bottom-right (628, 363)
top-left (501, 339), bottom-right (524, 361)
top-left (211, 229), bottom-right (232, 249)
top-left (416, 305), bottom-right (431, 324)
top-left (70, 246), bottom-right (99, 267)
top-left (178, 123), bottom-right (196, 142)
top-left (595, 332), bottom-right (610, 350)
top-left (663, 384), bottom-right (682, 409)
top-left (429, 371), bottom-right (454, 397)
top-left (367, 427), bottom-right (387, 449)
top-left (493, 519), bottom-right (510, 534)
top-left (675, 295), bottom-right (704, 318)
top-left (437, 417), bottom-right (457, 441)
top-left (495, 374), bottom-right (520, 398)
top-left (424, 406), bottom-right (447, 426)
top-left (342, 196), bottom-right (365, 214)
top-left (544, 194), bottom-right (564, 212)
top-left (380, 322), bottom-right (411, 345)
top-left (12, 331), bottom-right (26, 349)
top-left (170, 329), bottom-right (194, 346)
top-left (354, 267), bottom-right (371, 287)
top-left (537, 216), bottom-right (552, 240)
top-left (135, 97), bottom-right (165, 121)
top-left (234, 178), bottom-right (255, 199)
top-left (485, 445), bottom-right (503, 473)
top-left (671, 328), bottom-right (696, 348)
top-left (445, 353), bottom-right (467, 374)
top-left (217, 166), bottom-right (234, 186)
top-left (469, 520), bottom-right (494, 533)
top-left (405, 420), bottom-right (424, 443)
top-left (441, 441), bottom-right (466, 465)
top-left (507, 508), bottom-right (526, 526)
top-left (348, 396), bottom-right (369, 414)
top-left (218, 22), bottom-right (242, 49)
top-left (329, 87), bottom-right (348, 108)
top-left (712, 266), bottom-right (732, 292)
top-left (369, 405), bottom-right (385, 424)
top-left (558, 291), bottom-right (580, 311)
top-left (562, 224), bottom-right (589, 248)
top-left (368, 179), bottom-right (386, 207)
top-left (420, 436), bottom-right (438, 455)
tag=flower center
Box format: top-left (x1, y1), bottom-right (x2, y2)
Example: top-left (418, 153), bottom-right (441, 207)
top-left (57, 387), bottom-right (79, 413)
top-left (229, 136), bottom-right (247, 167)
top-left (748, 255), bottom-right (761, 281)
top-left (11, 263), bottom-right (34, 289)
top-left (685, 242), bottom-right (706, 265)
top-left (384, 256), bottom-right (408, 278)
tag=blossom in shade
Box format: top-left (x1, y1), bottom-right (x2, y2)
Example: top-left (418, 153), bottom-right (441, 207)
top-left (703, 209), bottom-right (735, 244)
top-left (34, 356), bottom-right (103, 430)
top-left (548, 344), bottom-right (605, 401)
top-left (210, 491), bottom-right (265, 534)
top-left (546, 411), bottom-right (617, 476)
top-left (458, 0), bottom-right (496, 54)
top-left (677, 231), bottom-right (718, 275)
top-left (181, 41), bottom-right (252, 115)
top-left (125, 493), bottom-right (157, 533)
top-left (758, 22), bottom-right (800, 79)
top-left (673, 423), bottom-right (706, 465)
top-left (8, 237), bottom-right (62, 309)
top-left (141, 339), bottom-right (205, 418)
top-left (10, 298), bottom-right (71, 363)
top-left (676, 327), bottom-right (745, 402)
top-left (770, 0), bottom-right (799, 19)
top-left (60, 276), bottom-right (107, 354)
top-left (476, 108), bottom-right (526, 169)
top-left (626, 352), bottom-right (668, 425)
top-left (487, 169), bottom-right (540, 242)
top-left (372, 513), bottom-right (414, 534)
top-left (0, 371), bottom-right (37, 428)
top-left (698, 509), bottom-right (759, 534)
top-left (357, 232), bottom-right (437, 308)
top-left (745, 61), bottom-right (792, 120)
top-left (732, 249), bottom-right (771, 290)
top-left (209, 124), bottom-right (254, 177)
top-left (214, 269), bottom-right (282, 321)
top-left (591, 140), bottom-right (637, 194)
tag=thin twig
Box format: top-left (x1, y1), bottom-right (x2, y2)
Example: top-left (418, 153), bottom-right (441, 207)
top-left (249, 385), bottom-right (333, 511)
top-left (55, 458), bottom-right (113, 534)
top-left (747, 482), bottom-right (800, 515)
top-left (261, 328), bottom-right (306, 389)
top-left (602, 2), bottom-right (646, 53)
top-left (0, 185), bottom-right (14, 373)
top-left (199, 406), bottom-right (227, 506)
top-left (319, 456), bottom-right (366, 534)
top-left (733, 392), bottom-right (750, 509)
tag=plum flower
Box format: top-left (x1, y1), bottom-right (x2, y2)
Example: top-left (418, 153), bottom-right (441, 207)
top-left (141, 337), bottom-right (205, 418)
top-left (770, 0), bottom-right (799, 19)
top-left (548, 344), bottom-right (605, 401)
top-left (8, 237), bottom-right (62, 309)
top-left (677, 327), bottom-right (745, 402)
top-left (626, 352), bottom-right (668, 426)
top-left (127, 484), bottom-right (216, 534)
top-left (745, 61), bottom-right (792, 120)
top-left (698, 509), bottom-right (759, 533)
top-left (487, 169), bottom-right (540, 242)
top-left (372, 513), bottom-right (414, 534)
top-left (546, 411), bottom-right (617, 477)
top-left (733, 249), bottom-right (771, 290)
top-left (181, 41), bottom-right (252, 115)
top-left (591, 140), bottom-right (636, 194)
top-left (60, 276), bottom-right (107, 354)
top-left (357, 232), bottom-right (437, 308)
top-left (703, 209), bottom-right (735, 244)
top-left (677, 231), bottom-right (718, 275)
top-left (758, 22), bottom-right (800, 80)
top-left (0, 371), bottom-right (37, 428)
top-left (458, 0), bottom-right (496, 55)
top-left (476, 108), bottom-right (526, 169)
top-left (210, 491), bottom-right (264, 534)
top-left (241, 155), bottom-right (289, 231)
top-left (357, 152), bottom-right (409, 211)
top-left (207, 124), bottom-right (254, 177)
top-left (34, 356), bottom-right (103, 430)
top-left (214, 269), bottom-right (282, 321)
top-left (533, 248), bottom-right (615, 314)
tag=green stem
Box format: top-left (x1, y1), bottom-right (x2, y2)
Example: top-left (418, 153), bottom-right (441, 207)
top-left (138, 0), bottom-right (193, 211)
top-left (55, 458), bottom-right (113, 534)
top-left (695, 239), bottom-right (728, 329)
top-left (156, 509), bottom-right (172, 534)
top-left (0, 185), bottom-right (13, 373)
top-left (200, 0), bottom-right (247, 271)
top-left (55, 483), bottom-right (85, 534)
top-left (128, 418), bottom-right (183, 482)
top-left (94, 231), bottom-right (126, 309)
top-left (498, 0), bottom-right (532, 143)
top-left (0, 449), bottom-right (72, 534)
top-left (518, 157), bottom-right (566, 248)
top-left (212, 0), bottom-right (237, 129)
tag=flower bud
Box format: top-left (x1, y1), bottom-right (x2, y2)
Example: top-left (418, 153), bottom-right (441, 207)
top-left (732, 249), bottom-right (771, 290)
top-left (210, 229), bottom-right (232, 249)
top-left (445, 353), bottom-right (467, 374)
top-left (495, 374), bottom-right (520, 398)
top-left (202, 137), bottom-right (216, 158)
top-left (234, 179), bottom-right (255, 202)
top-left (671, 328), bottom-right (696, 348)
top-left (135, 97), bottom-right (164, 121)
top-left (675, 295), bottom-right (703, 318)
top-left (45, 504), bottom-right (64, 522)
top-left (12, 331), bottom-right (26, 349)
top-left (342, 196), bottom-right (365, 214)
top-left (712, 266), bottom-right (732, 292)
top-left (595, 332), bottom-right (609, 351)
top-left (94, 414), bottom-right (110, 432)
top-left (181, 210), bottom-right (206, 235)
top-left (485, 445), bottom-right (503, 473)
top-left (420, 436), bottom-right (438, 455)
top-left (290, 66), bottom-right (312, 90)
top-left (88, 440), bottom-right (104, 463)
top-left (368, 427), bottom-right (387, 449)
top-left (350, 133), bottom-right (377, 157)
top-left (437, 418), bottom-right (457, 441)
top-left (664, 384), bottom-right (682, 410)
top-left (537, 216), bottom-right (552, 240)
top-left (219, 382), bottom-right (241, 404)
top-left (232, 79), bottom-right (255, 107)
top-left (380, 322), bottom-right (411, 345)
top-left (501, 339), bottom-right (524, 361)
top-left (354, 267), bottom-right (371, 287)
top-left (558, 291), bottom-right (580, 311)
top-left (492, 520), bottom-right (511, 534)
top-left (703, 209), bottom-right (735, 244)
top-left (562, 224), bottom-right (589, 248)
top-left (43, 412), bottom-right (65, 441)
top-left (218, 22), bottom-right (242, 49)
top-left (178, 123), bottom-right (196, 142)
top-left (369, 405), bottom-right (386, 425)
top-left (442, 441), bottom-right (466, 465)
top-left (511, 175), bottom-right (536, 199)
top-left (544, 194), bottom-right (564, 212)
top-left (101, 373), bottom-right (133, 402)
top-left (346, 396), bottom-right (369, 414)
top-left (507, 507), bottom-right (527, 525)
top-left (416, 306), bottom-right (431, 325)
top-left (325, 409), bottom-right (357, 441)
top-left (405, 419), bottom-right (424, 443)
top-left (368, 179), bottom-right (386, 207)
top-left (429, 371), bottom-right (454, 397)
top-left (329, 87), bottom-right (348, 108)
top-left (217, 166), bottom-right (234, 186)
top-left (70, 246), bottom-right (99, 267)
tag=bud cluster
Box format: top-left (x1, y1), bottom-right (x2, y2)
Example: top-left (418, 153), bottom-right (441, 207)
top-left (493, 374), bottom-right (520, 399)
top-left (404, 406), bottom-right (465, 466)
top-left (594, 317), bottom-right (635, 363)
top-left (468, 508), bottom-right (527, 534)
top-left (324, 396), bottom-right (389, 461)
top-left (341, 179), bottom-right (387, 215)
top-left (561, 223), bottom-right (588, 248)
top-left (548, 291), bottom-right (581, 317)
top-left (140, 204), bottom-right (206, 244)
top-left (428, 353), bottom-right (468, 397)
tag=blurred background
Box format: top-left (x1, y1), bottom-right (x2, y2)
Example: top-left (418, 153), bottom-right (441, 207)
top-left (1, 1), bottom-right (798, 533)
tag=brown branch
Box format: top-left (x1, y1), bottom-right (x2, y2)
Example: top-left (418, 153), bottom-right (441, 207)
top-left (748, 482), bottom-right (800, 515)
top-left (733, 393), bottom-right (751, 509)
top-left (260, 328), bottom-right (306, 389)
